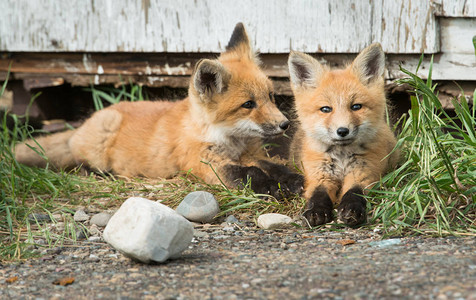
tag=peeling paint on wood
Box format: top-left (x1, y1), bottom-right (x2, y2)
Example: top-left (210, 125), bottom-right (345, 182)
top-left (0, 0), bottom-right (440, 53)
top-left (434, 0), bottom-right (476, 17)
top-left (387, 53), bottom-right (476, 81)
top-left (440, 18), bottom-right (476, 54)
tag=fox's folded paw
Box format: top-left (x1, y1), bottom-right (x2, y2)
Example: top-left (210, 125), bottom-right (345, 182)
top-left (338, 186), bottom-right (367, 227)
top-left (252, 178), bottom-right (282, 199)
top-left (303, 186), bottom-right (334, 226)
top-left (257, 160), bottom-right (304, 196)
top-left (279, 173), bottom-right (305, 195)
top-left (238, 166), bottom-right (285, 200)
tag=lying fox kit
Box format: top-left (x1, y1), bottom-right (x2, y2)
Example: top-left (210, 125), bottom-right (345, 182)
top-left (288, 43), bottom-right (399, 226)
top-left (15, 23), bottom-right (303, 199)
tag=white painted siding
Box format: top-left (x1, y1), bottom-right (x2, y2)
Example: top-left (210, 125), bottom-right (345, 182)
top-left (435, 0), bottom-right (476, 17)
top-left (0, 0), bottom-right (440, 53)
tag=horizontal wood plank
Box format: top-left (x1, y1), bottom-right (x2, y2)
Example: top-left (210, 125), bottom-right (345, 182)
top-left (2, 52), bottom-right (475, 86)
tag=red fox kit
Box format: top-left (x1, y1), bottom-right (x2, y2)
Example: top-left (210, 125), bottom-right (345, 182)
top-left (15, 23), bottom-right (303, 198)
top-left (288, 43), bottom-right (399, 226)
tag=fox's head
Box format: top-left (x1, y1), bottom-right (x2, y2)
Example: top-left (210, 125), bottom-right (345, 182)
top-left (189, 23), bottom-right (289, 143)
top-left (288, 44), bottom-right (387, 147)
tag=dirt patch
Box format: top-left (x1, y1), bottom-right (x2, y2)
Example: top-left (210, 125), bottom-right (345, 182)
top-left (1, 222), bottom-right (475, 299)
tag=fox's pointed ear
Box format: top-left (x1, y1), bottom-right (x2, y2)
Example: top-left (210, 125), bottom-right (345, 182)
top-left (224, 22), bottom-right (255, 60)
top-left (288, 51), bottom-right (324, 89)
top-left (193, 59), bottom-right (230, 98)
top-left (351, 43), bottom-right (385, 85)
top-left (226, 23), bottom-right (250, 51)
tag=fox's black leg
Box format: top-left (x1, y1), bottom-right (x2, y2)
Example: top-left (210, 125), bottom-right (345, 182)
top-left (337, 186), bottom-right (367, 227)
top-left (222, 164), bottom-right (285, 199)
top-left (258, 160), bottom-right (304, 195)
top-left (303, 186), bottom-right (334, 226)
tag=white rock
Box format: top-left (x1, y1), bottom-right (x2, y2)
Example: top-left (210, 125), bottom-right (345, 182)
top-left (90, 212), bottom-right (112, 227)
top-left (88, 254), bottom-right (100, 262)
top-left (103, 197), bottom-right (193, 263)
top-left (257, 213), bottom-right (293, 229)
top-left (74, 210), bottom-right (89, 222)
top-left (175, 191), bottom-right (220, 223)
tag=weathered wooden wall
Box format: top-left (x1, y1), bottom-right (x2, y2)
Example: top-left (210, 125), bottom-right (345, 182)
top-left (0, 0), bottom-right (442, 54)
top-left (0, 0), bottom-right (474, 93)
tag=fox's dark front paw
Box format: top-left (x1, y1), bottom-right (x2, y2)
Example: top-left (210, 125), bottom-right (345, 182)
top-left (338, 186), bottom-right (367, 227)
top-left (303, 186), bottom-right (334, 226)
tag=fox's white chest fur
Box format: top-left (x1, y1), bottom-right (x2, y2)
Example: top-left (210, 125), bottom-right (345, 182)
top-left (323, 144), bottom-right (367, 178)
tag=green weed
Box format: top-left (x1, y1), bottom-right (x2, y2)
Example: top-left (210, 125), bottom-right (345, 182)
top-left (368, 56), bottom-right (476, 235)
top-left (86, 82), bottom-right (147, 110)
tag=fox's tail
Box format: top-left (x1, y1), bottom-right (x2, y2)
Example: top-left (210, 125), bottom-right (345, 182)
top-left (15, 130), bottom-right (77, 170)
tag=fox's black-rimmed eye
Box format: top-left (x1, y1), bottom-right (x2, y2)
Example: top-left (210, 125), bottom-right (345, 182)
top-left (320, 106), bottom-right (332, 113)
top-left (241, 100), bottom-right (256, 109)
top-left (351, 104), bottom-right (362, 111)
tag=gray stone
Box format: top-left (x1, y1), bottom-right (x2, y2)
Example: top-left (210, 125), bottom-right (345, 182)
top-left (175, 191), bottom-right (220, 223)
top-left (223, 226), bottom-right (235, 232)
top-left (193, 230), bottom-right (208, 238)
top-left (51, 213), bottom-right (63, 222)
top-left (103, 197), bottom-right (194, 263)
top-left (54, 222), bottom-right (65, 233)
top-left (28, 213), bottom-right (52, 223)
top-left (90, 212), bottom-right (112, 227)
top-left (88, 224), bottom-right (101, 236)
top-left (257, 213), bottom-right (293, 229)
top-left (74, 209), bottom-right (89, 222)
top-left (34, 239), bottom-right (46, 245)
top-left (75, 228), bottom-right (88, 240)
top-left (225, 215), bottom-right (240, 224)
top-left (88, 236), bottom-right (102, 243)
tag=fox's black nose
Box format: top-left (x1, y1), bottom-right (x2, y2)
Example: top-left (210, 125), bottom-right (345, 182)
top-left (336, 127), bottom-right (349, 137)
top-left (279, 120), bottom-right (290, 131)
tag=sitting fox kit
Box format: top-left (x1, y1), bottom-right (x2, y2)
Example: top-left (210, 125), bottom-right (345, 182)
top-left (288, 43), bottom-right (399, 226)
top-left (15, 23), bottom-right (303, 198)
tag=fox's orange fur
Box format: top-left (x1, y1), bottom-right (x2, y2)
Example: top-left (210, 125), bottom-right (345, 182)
top-left (15, 23), bottom-right (303, 198)
top-left (288, 43), bottom-right (399, 226)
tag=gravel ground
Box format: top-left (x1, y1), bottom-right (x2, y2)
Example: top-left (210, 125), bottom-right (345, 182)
top-left (1, 221), bottom-right (475, 300)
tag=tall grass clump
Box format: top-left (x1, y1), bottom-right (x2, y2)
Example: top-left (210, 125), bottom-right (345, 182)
top-left (369, 57), bottom-right (476, 235)
top-left (0, 74), bottom-right (86, 260)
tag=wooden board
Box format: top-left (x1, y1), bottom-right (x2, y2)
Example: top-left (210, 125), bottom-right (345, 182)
top-left (435, 0), bottom-right (476, 17)
top-left (2, 52), bottom-right (475, 90)
top-left (440, 18), bottom-right (476, 53)
top-left (0, 0), bottom-right (440, 54)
